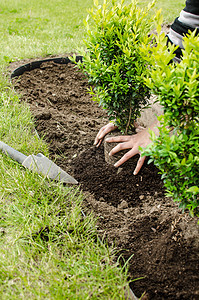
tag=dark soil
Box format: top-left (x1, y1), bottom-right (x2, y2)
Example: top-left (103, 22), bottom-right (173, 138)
top-left (11, 58), bottom-right (199, 300)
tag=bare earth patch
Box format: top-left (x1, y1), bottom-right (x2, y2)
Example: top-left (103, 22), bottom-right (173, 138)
top-left (11, 59), bottom-right (199, 300)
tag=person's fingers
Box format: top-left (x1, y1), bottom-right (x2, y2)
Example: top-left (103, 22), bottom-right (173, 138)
top-left (94, 127), bottom-right (105, 145)
top-left (133, 155), bottom-right (146, 175)
top-left (95, 137), bottom-right (103, 147)
top-left (109, 141), bottom-right (132, 156)
top-left (94, 126), bottom-right (107, 144)
top-left (114, 148), bottom-right (138, 167)
top-left (106, 135), bottom-right (131, 144)
top-left (98, 126), bottom-right (114, 139)
top-left (94, 123), bottom-right (117, 146)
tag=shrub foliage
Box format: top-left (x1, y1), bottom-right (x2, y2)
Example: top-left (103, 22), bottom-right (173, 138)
top-left (77, 0), bottom-right (199, 216)
top-left (78, 0), bottom-right (156, 133)
top-left (143, 30), bottom-right (199, 216)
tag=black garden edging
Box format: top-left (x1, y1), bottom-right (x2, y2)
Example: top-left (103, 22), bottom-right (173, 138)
top-left (11, 55), bottom-right (83, 78)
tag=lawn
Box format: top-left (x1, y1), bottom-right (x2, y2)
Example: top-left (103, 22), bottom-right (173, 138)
top-left (0, 0), bottom-right (184, 64)
top-left (0, 0), bottom-right (186, 298)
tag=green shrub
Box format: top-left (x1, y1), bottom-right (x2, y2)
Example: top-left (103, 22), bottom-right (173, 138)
top-left (77, 0), bottom-right (156, 134)
top-left (142, 30), bottom-right (199, 216)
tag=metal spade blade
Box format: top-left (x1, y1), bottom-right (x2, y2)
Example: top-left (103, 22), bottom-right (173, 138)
top-left (0, 141), bottom-right (78, 184)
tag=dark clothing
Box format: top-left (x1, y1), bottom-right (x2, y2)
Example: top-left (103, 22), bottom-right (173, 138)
top-left (167, 0), bottom-right (199, 58)
top-left (184, 0), bottom-right (199, 14)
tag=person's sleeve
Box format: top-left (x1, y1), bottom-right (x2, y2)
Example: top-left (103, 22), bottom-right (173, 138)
top-left (167, 0), bottom-right (199, 59)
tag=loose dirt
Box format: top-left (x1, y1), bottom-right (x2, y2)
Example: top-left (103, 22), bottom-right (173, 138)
top-left (11, 58), bottom-right (199, 300)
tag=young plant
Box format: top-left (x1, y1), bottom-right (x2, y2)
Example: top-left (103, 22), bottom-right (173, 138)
top-left (77, 0), bottom-right (156, 134)
top-left (142, 30), bottom-right (199, 217)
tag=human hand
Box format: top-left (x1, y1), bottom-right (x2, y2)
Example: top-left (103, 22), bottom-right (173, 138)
top-left (94, 122), bottom-right (118, 147)
top-left (105, 127), bottom-right (154, 175)
top-left (93, 121), bottom-right (144, 147)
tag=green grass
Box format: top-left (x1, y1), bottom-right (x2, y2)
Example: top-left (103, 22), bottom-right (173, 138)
top-left (0, 170), bottom-right (128, 299)
top-left (0, 0), bottom-right (184, 65)
top-left (0, 0), bottom-right (98, 64)
top-left (140, 0), bottom-right (184, 23)
top-left (0, 80), bottom-right (130, 298)
top-left (0, 0), bottom-right (183, 298)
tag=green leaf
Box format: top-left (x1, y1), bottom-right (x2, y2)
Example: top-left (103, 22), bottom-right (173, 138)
top-left (187, 186), bottom-right (199, 194)
top-left (181, 158), bottom-right (186, 165)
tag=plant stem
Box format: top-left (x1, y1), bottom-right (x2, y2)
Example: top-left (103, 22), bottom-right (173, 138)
top-left (125, 105), bottom-right (132, 135)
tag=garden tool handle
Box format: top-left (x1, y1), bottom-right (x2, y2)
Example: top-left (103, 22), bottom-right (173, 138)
top-left (0, 141), bottom-right (27, 164)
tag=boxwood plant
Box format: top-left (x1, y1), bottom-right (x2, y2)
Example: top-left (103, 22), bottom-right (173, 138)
top-left (142, 30), bottom-right (199, 217)
top-left (77, 0), bottom-right (156, 134)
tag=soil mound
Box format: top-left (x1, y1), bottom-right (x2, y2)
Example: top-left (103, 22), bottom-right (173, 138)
top-left (12, 59), bottom-right (199, 300)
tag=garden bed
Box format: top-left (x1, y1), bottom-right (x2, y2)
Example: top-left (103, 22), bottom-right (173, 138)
top-left (11, 58), bottom-right (199, 300)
